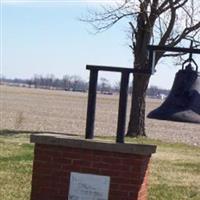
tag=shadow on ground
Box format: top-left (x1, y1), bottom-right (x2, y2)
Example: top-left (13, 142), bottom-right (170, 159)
top-left (0, 129), bottom-right (78, 137)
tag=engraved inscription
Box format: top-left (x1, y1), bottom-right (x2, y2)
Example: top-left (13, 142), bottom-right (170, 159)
top-left (68, 172), bottom-right (110, 200)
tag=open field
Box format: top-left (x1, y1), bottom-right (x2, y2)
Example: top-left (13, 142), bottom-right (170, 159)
top-left (0, 134), bottom-right (199, 200)
top-left (0, 85), bottom-right (200, 199)
top-left (0, 85), bottom-right (199, 146)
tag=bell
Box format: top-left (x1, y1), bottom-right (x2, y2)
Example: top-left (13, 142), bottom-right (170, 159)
top-left (147, 65), bottom-right (200, 123)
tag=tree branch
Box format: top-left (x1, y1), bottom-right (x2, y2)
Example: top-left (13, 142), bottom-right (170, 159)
top-left (80, 2), bottom-right (137, 32)
top-left (169, 21), bottom-right (200, 47)
top-left (158, 0), bottom-right (188, 15)
top-left (159, 0), bottom-right (176, 46)
top-left (149, 0), bottom-right (159, 24)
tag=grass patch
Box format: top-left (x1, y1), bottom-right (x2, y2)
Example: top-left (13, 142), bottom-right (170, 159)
top-left (148, 138), bottom-right (200, 200)
top-left (0, 134), bottom-right (33, 200)
top-left (0, 133), bottom-right (199, 200)
top-left (149, 184), bottom-right (199, 200)
top-left (174, 162), bottom-right (200, 174)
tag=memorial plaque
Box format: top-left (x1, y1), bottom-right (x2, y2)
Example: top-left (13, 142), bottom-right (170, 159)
top-left (68, 172), bottom-right (110, 200)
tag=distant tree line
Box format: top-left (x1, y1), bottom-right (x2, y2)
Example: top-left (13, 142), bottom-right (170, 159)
top-left (0, 74), bottom-right (169, 98)
top-left (1, 74), bottom-right (88, 92)
top-left (146, 86), bottom-right (169, 99)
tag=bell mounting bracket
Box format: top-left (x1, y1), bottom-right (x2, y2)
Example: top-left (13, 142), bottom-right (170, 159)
top-left (148, 43), bottom-right (200, 74)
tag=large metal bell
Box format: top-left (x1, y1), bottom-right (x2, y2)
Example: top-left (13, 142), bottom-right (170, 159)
top-left (147, 66), bottom-right (200, 123)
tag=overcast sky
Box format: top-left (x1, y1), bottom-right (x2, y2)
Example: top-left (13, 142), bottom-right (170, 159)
top-left (1, 0), bottom-right (196, 89)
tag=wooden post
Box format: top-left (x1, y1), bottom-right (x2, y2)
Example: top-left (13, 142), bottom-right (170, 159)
top-left (116, 72), bottom-right (130, 143)
top-left (85, 65), bottom-right (151, 142)
top-left (85, 69), bottom-right (98, 139)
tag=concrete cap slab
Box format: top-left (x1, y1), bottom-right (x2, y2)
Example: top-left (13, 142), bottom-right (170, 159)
top-left (30, 133), bottom-right (157, 156)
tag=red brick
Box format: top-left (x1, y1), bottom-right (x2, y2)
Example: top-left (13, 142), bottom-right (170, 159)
top-left (93, 155), bottom-right (103, 161)
top-left (102, 157), bottom-right (122, 164)
top-left (80, 167), bottom-right (101, 174)
top-left (31, 143), bottom-right (152, 200)
top-left (119, 184), bottom-right (138, 192)
top-left (92, 162), bottom-right (111, 169)
top-left (109, 190), bottom-right (129, 199)
top-left (111, 177), bottom-right (135, 184)
top-left (110, 183), bottom-right (120, 190)
top-left (72, 159), bottom-right (92, 167)
top-left (100, 169), bottom-right (121, 177)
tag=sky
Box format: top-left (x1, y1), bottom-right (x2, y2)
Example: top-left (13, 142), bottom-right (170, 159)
top-left (0, 0), bottom-right (197, 89)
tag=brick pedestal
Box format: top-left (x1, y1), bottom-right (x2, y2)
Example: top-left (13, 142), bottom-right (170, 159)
top-left (30, 134), bottom-right (156, 200)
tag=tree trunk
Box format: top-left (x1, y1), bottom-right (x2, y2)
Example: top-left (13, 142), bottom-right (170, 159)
top-left (126, 73), bottom-right (150, 137)
top-left (126, 12), bottom-right (152, 137)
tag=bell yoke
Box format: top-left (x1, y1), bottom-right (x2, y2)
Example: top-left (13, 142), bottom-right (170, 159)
top-left (147, 41), bottom-right (200, 124)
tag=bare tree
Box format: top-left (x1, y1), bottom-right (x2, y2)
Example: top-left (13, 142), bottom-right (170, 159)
top-left (45, 74), bottom-right (55, 89)
top-left (83, 0), bottom-right (200, 137)
top-left (63, 74), bottom-right (72, 90)
top-left (99, 77), bottom-right (111, 93)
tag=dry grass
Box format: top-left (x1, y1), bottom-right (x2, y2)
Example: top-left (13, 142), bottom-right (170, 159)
top-left (0, 85), bottom-right (199, 200)
top-left (0, 135), bottom-right (33, 200)
top-left (0, 85), bottom-right (199, 145)
top-left (0, 134), bottom-right (199, 200)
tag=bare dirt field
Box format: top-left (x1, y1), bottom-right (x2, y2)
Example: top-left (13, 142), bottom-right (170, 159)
top-left (0, 85), bottom-right (199, 146)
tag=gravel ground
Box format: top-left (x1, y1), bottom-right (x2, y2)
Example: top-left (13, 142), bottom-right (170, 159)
top-left (0, 85), bottom-right (199, 146)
